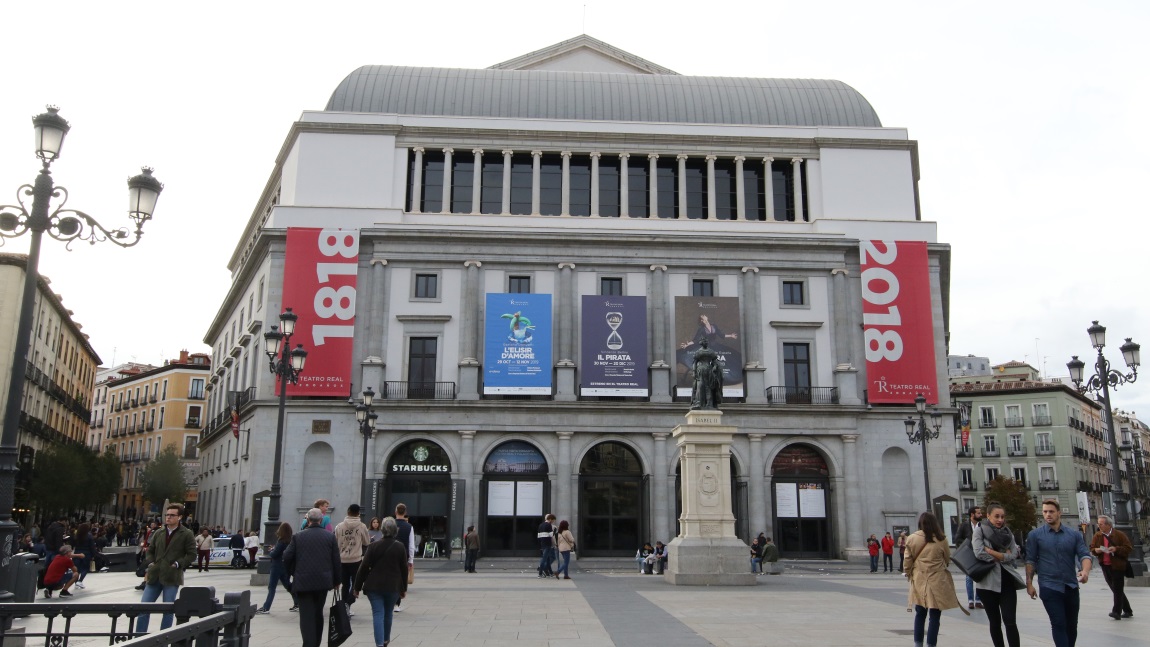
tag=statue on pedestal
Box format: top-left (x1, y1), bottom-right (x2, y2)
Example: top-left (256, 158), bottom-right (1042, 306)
top-left (689, 338), bottom-right (723, 410)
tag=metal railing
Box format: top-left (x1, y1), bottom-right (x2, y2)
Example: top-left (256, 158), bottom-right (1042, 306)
top-left (1008, 444), bottom-right (1027, 457)
top-left (1032, 415), bottom-right (1052, 426)
top-left (981, 447), bottom-right (1000, 457)
top-left (1038, 480), bottom-right (1059, 490)
top-left (1004, 416), bottom-right (1025, 428)
top-left (384, 381), bottom-right (457, 400)
top-left (979, 419), bottom-right (997, 428)
top-left (765, 386), bottom-right (840, 405)
top-left (0, 587), bottom-right (254, 646)
top-left (1036, 445), bottom-right (1056, 456)
top-left (956, 447), bottom-right (974, 458)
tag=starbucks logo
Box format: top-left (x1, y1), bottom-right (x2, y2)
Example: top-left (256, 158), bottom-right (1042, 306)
top-left (412, 445), bottom-right (429, 462)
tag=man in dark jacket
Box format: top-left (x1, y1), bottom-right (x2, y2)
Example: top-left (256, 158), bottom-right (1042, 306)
top-left (138, 504), bottom-right (197, 633)
top-left (284, 508), bottom-right (341, 647)
top-left (228, 531), bottom-right (245, 565)
top-left (954, 506), bottom-right (983, 608)
top-left (537, 514), bottom-right (556, 578)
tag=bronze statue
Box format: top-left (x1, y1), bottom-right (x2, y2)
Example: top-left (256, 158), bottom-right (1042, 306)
top-left (690, 338), bottom-right (723, 410)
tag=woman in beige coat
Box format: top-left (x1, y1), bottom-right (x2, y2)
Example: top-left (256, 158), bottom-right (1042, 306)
top-left (904, 512), bottom-right (968, 647)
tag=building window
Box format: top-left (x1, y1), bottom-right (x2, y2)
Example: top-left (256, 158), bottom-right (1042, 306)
top-left (983, 435), bottom-right (998, 453)
top-left (161, 379), bottom-right (168, 400)
top-left (627, 160), bottom-right (648, 218)
top-left (1036, 432), bottom-right (1053, 453)
top-left (771, 159), bottom-right (807, 222)
top-left (480, 152), bottom-right (504, 214)
top-left (450, 154), bottom-right (474, 214)
top-left (1039, 465), bottom-right (1056, 484)
top-left (655, 157), bottom-right (677, 218)
top-left (189, 379), bottom-right (205, 399)
top-left (599, 156), bottom-right (621, 217)
top-left (960, 468), bottom-right (973, 487)
top-left (569, 155), bottom-right (592, 217)
top-left (408, 337), bottom-right (438, 398)
top-left (1012, 466), bottom-right (1027, 483)
top-left (713, 158), bottom-right (737, 220)
top-left (1032, 402), bottom-right (1051, 426)
top-left (414, 273), bottom-right (439, 299)
top-left (416, 150), bottom-right (444, 213)
top-left (187, 406), bottom-right (201, 427)
top-left (683, 157), bottom-right (707, 219)
top-left (508, 276), bottom-right (531, 294)
top-left (257, 277), bottom-right (265, 309)
top-left (1004, 404), bottom-right (1022, 427)
top-left (783, 343), bottom-right (812, 397)
top-left (979, 406), bottom-right (996, 428)
top-left (539, 154), bottom-right (562, 216)
top-left (691, 279), bottom-right (714, 297)
top-left (986, 466), bottom-right (1000, 482)
top-left (782, 280), bottom-right (806, 306)
top-left (600, 277), bottom-right (623, 296)
top-left (509, 153), bottom-right (533, 215)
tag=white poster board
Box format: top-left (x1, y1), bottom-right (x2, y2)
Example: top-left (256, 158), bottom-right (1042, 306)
top-left (517, 481), bottom-right (544, 517)
top-left (488, 481), bottom-right (515, 516)
top-left (799, 483), bottom-right (826, 518)
top-left (775, 482), bottom-right (799, 517)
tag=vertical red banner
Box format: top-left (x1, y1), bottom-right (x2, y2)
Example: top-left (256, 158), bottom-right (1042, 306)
top-left (280, 227), bottom-right (359, 396)
top-left (859, 240), bottom-right (938, 404)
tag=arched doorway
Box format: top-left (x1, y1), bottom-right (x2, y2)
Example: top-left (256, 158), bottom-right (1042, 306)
top-left (383, 439), bottom-right (452, 555)
top-left (578, 441), bottom-right (644, 556)
top-left (480, 440), bottom-right (549, 556)
top-left (674, 457), bottom-right (746, 540)
top-left (771, 444), bottom-right (832, 558)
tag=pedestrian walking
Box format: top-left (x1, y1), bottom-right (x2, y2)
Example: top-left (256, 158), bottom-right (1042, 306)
top-left (1026, 499), bottom-right (1092, 647)
top-left (257, 522), bottom-right (298, 614)
top-left (1090, 514), bottom-right (1134, 620)
top-left (866, 534), bottom-right (880, 573)
top-left (881, 531), bottom-right (895, 572)
top-left (538, 514), bottom-right (557, 577)
top-left (897, 531), bottom-right (908, 572)
top-left (556, 520), bottom-right (575, 580)
top-left (463, 525), bottom-right (479, 573)
top-left (137, 504), bottom-right (197, 633)
top-left (228, 531), bottom-right (245, 566)
top-left (353, 516), bottom-right (408, 647)
top-left (393, 503), bottom-right (415, 613)
top-left (244, 531), bottom-right (260, 567)
top-left (973, 503), bottom-right (1024, 647)
top-left (334, 503), bottom-right (370, 617)
top-left (195, 528), bottom-right (212, 572)
top-left (904, 512), bottom-right (968, 647)
top-left (367, 517), bottom-right (383, 543)
top-left (284, 507), bottom-right (341, 647)
top-left (954, 506), bottom-right (984, 608)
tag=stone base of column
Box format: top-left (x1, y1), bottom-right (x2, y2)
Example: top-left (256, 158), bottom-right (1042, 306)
top-left (664, 536), bottom-right (756, 586)
top-left (833, 365), bottom-right (861, 405)
top-left (842, 547), bottom-right (871, 562)
top-left (458, 363), bottom-right (480, 400)
top-left (744, 366), bottom-right (767, 404)
top-left (555, 364), bottom-right (576, 401)
top-left (650, 364), bottom-right (672, 402)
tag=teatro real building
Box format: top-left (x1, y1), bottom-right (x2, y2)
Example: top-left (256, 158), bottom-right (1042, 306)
top-left (196, 35), bottom-right (955, 561)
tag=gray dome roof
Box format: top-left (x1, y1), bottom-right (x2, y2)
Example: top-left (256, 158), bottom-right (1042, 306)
top-left (325, 66), bottom-right (882, 128)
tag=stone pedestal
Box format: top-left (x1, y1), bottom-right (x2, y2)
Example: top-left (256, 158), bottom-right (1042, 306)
top-left (458, 362), bottom-right (480, 400)
top-left (665, 410), bottom-right (756, 586)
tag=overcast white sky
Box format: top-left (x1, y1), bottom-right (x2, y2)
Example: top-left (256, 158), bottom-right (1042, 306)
top-left (1, 1), bottom-right (1146, 415)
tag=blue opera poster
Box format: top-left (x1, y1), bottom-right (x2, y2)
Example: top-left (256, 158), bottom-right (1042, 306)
top-left (580, 295), bottom-right (648, 396)
top-left (484, 293), bottom-right (553, 395)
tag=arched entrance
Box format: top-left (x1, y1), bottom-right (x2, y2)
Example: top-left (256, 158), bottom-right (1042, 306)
top-left (480, 440), bottom-right (549, 556)
top-left (578, 441), bottom-right (644, 556)
top-left (771, 443), bottom-right (832, 558)
top-left (383, 439), bottom-right (452, 555)
top-left (675, 456), bottom-right (746, 540)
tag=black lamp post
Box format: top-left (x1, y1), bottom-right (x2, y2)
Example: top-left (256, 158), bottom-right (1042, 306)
top-left (0, 106), bottom-right (161, 599)
top-left (1067, 320), bottom-right (1143, 576)
top-left (349, 387), bottom-right (378, 518)
top-left (262, 309), bottom-right (307, 549)
top-left (904, 393), bottom-right (943, 511)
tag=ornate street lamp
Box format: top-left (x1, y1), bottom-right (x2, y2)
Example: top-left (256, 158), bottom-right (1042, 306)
top-left (262, 309), bottom-right (307, 549)
top-left (349, 387), bottom-right (379, 519)
top-left (1067, 321), bottom-right (1143, 576)
top-left (0, 106), bottom-right (161, 597)
top-left (904, 393), bottom-right (943, 511)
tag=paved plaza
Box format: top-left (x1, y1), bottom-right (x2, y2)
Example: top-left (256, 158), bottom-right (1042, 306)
top-left (11, 557), bottom-right (1150, 646)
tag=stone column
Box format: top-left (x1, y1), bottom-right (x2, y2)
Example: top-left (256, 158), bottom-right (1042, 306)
top-left (556, 262), bottom-right (576, 401)
top-left (557, 431), bottom-right (573, 521)
top-left (748, 434), bottom-right (766, 536)
top-left (410, 147), bottom-right (424, 214)
top-left (471, 149), bottom-right (483, 214)
top-left (501, 150), bottom-right (513, 214)
top-left (741, 266), bottom-right (766, 404)
top-left (763, 157), bottom-right (775, 221)
top-left (648, 154), bottom-right (659, 218)
top-left (531, 150), bottom-right (542, 215)
top-left (362, 258), bottom-right (388, 393)
top-left (441, 148), bottom-right (453, 214)
top-left (649, 264), bottom-right (671, 402)
top-left (460, 430), bottom-right (478, 527)
top-left (705, 155), bottom-right (716, 220)
top-left (842, 434), bottom-right (864, 560)
top-left (619, 153), bottom-right (630, 218)
top-left (677, 154), bottom-right (688, 220)
top-left (653, 432), bottom-right (671, 541)
top-left (561, 151), bottom-right (571, 216)
top-left (734, 156), bottom-right (745, 221)
top-left (458, 260), bottom-right (483, 400)
top-left (590, 152), bottom-right (600, 217)
top-left (831, 268), bottom-right (860, 404)
top-left (791, 158), bottom-right (804, 221)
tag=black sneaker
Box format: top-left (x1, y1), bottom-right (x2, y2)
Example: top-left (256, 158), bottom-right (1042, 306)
top-left (59, 590), bottom-right (73, 597)
top-left (43, 589), bottom-right (52, 599)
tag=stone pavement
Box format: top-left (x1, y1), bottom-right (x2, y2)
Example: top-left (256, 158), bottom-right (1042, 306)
top-left (11, 557), bottom-right (1150, 646)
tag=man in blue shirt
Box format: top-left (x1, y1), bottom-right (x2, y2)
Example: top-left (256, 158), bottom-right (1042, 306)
top-left (1025, 499), bottom-right (1092, 647)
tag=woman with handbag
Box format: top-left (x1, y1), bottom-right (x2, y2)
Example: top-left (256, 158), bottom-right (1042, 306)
top-left (973, 503), bottom-right (1023, 647)
top-left (354, 517), bottom-right (408, 647)
top-left (555, 520), bottom-right (575, 580)
top-left (905, 512), bottom-right (968, 647)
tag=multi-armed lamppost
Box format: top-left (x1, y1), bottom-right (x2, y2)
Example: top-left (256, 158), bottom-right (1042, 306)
top-left (904, 393), bottom-right (943, 511)
top-left (349, 387), bottom-right (378, 518)
top-left (1067, 321), bottom-right (1143, 576)
top-left (0, 106), bottom-right (162, 597)
top-left (262, 308), bottom-right (307, 548)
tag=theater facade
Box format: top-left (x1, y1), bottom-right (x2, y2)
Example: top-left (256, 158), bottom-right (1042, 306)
top-left (196, 35), bottom-right (955, 560)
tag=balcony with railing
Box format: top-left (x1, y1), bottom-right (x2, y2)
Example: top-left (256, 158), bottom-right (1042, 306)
top-left (384, 381), bottom-right (457, 400)
top-left (186, 417), bottom-right (201, 428)
top-left (979, 418), bottom-right (997, 428)
top-left (765, 386), bottom-right (840, 405)
top-left (1035, 444), bottom-right (1056, 456)
top-left (959, 482), bottom-right (978, 491)
top-left (1038, 479), bottom-right (1059, 490)
top-left (1008, 444), bottom-right (1027, 457)
top-left (1078, 480), bottom-right (1091, 492)
top-left (981, 447), bottom-right (1000, 458)
top-left (956, 447), bottom-right (974, 458)
top-left (1004, 416), bottom-right (1025, 428)
top-left (1032, 415), bottom-right (1052, 426)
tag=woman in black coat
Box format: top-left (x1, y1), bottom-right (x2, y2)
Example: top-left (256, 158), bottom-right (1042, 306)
top-left (353, 517), bottom-right (408, 647)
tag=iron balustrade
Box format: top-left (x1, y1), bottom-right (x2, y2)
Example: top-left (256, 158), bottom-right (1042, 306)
top-left (1004, 416), bottom-right (1025, 428)
top-left (1008, 444), bottom-right (1028, 457)
top-left (959, 482), bottom-right (977, 491)
top-left (765, 386), bottom-right (840, 405)
top-left (1038, 480), bottom-right (1060, 490)
top-left (956, 447), bottom-right (974, 458)
top-left (384, 381), bottom-right (458, 400)
top-left (1036, 445), bottom-right (1056, 456)
top-left (1032, 415), bottom-right (1052, 426)
top-left (981, 447), bottom-right (1000, 458)
top-left (979, 419), bottom-right (997, 428)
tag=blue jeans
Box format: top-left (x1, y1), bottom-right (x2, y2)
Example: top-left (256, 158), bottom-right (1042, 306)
top-left (261, 561), bottom-right (296, 611)
top-left (366, 590), bottom-right (401, 646)
top-left (538, 546), bottom-right (554, 575)
top-left (1038, 584), bottom-right (1080, 647)
top-left (557, 550), bottom-right (571, 577)
top-left (966, 575), bottom-right (981, 604)
top-left (869, 555), bottom-right (878, 572)
top-left (913, 605), bottom-right (940, 645)
top-left (137, 582), bottom-right (179, 633)
top-left (751, 557), bottom-right (762, 573)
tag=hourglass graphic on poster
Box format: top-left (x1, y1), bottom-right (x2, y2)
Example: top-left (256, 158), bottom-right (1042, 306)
top-left (580, 295), bottom-right (648, 396)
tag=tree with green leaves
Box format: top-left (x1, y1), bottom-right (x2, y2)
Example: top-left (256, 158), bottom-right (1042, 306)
top-left (139, 444), bottom-right (191, 510)
top-left (28, 443), bottom-right (122, 522)
top-left (983, 476), bottom-right (1038, 544)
